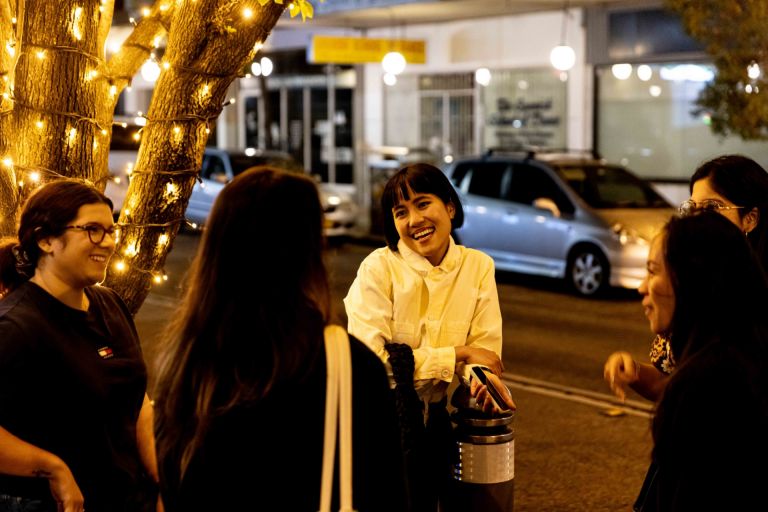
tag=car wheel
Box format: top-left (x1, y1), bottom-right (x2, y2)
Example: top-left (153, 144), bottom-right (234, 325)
top-left (567, 247), bottom-right (609, 297)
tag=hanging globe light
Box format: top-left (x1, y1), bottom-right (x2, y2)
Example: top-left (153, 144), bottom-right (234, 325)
top-left (382, 51), bottom-right (406, 75)
top-left (383, 73), bottom-right (397, 86)
top-left (475, 67), bottom-right (492, 86)
top-left (550, 45), bottom-right (575, 72)
top-left (140, 59), bottom-right (161, 82)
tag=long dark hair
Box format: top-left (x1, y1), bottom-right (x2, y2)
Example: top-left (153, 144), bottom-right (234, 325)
top-left (154, 166), bottom-right (331, 478)
top-left (381, 163), bottom-right (464, 251)
top-left (0, 180), bottom-right (112, 296)
top-left (663, 212), bottom-right (768, 365)
top-left (690, 154), bottom-right (768, 271)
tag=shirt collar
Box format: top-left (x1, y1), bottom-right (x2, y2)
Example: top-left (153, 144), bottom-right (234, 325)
top-left (396, 236), bottom-right (460, 274)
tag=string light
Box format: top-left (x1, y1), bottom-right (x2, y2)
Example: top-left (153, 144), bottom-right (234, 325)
top-left (72, 6), bottom-right (84, 41)
top-left (142, 7), bottom-right (151, 17)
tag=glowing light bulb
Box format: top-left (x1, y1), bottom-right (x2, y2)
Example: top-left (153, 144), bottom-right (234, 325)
top-left (153, 274), bottom-right (163, 284)
top-left (29, 171), bottom-right (41, 183)
top-left (157, 233), bottom-right (169, 246)
top-left (36, 50), bottom-right (45, 60)
top-left (72, 7), bottom-right (83, 41)
top-left (109, 84), bottom-right (117, 96)
top-left (114, 260), bottom-right (126, 272)
top-left (35, 120), bottom-right (44, 129)
top-left (68, 127), bottom-right (78, 144)
top-left (243, 7), bottom-right (253, 19)
top-left (381, 52), bottom-right (406, 75)
top-left (132, 132), bottom-right (141, 141)
top-left (142, 7), bottom-right (151, 16)
top-left (2, 156), bottom-right (13, 167)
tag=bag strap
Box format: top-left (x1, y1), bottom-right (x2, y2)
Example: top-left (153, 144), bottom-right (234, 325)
top-left (319, 325), bottom-right (354, 512)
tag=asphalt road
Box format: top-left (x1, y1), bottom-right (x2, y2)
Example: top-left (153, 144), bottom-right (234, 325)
top-left (136, 233), bottom-right (654, 511)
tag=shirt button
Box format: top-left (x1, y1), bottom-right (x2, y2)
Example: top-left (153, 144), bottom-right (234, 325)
top-left (441, 369), bottom-right (450, 378)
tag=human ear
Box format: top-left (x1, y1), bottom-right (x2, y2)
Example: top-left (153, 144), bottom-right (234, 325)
top-left (36, 236), bottom-right (54, 255)
top-left (744, 207), bottom-right (759, 235)
top-left (447, 202), bottom-right (456, 219)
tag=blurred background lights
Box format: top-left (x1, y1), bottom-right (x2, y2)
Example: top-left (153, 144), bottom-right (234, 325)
top-left (748, 62), bottom-right (761, 80)
top-left (251, 56), bottom-right (273, 77)
top-left (474, 68), bottom-right (491, 87)
top-left (383, 72), bottom-right (397, 86)
top-left (637, 64), bottom-right (653, 81)
top-left (649, 85), bottom-right (662, 97)
top-left (140, 59), bottom-right (161, 82)
top-left (550, 45), bottom-right (575, 71)
top-left (381, 51), bottom-right (406, 75)
top-left (612, 63), bottom-right (633, 80)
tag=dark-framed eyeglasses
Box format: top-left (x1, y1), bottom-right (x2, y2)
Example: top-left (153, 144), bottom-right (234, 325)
top-left (678, 199), bottom-right (744, 218)
top-left (64, 224), bottom-right (118, 244)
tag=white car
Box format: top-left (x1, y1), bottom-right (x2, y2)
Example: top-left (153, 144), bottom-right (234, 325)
top-left (104, 140), bottom-right (359, 237)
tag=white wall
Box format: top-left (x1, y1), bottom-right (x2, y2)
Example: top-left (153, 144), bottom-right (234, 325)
top-left (362, 9), bottom-right (589, 151)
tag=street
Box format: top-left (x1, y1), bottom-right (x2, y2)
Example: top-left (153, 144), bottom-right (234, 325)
top-left (136, 232), bottom-right (654, 511)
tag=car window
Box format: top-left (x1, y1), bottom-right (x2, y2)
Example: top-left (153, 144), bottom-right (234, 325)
top-left (202, 155), bottom-right (227, 183)
top-left (557, 165), bottom-right (670, 209)
top-left (509, 164), bottom-right (575, 215)
top-left (463, 162), bottom-right (512, 199)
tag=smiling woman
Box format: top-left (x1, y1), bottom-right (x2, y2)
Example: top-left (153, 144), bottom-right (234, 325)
top-left (0, 180), bottom-right (159, 512)
top-left (344, 163), bottom-right (515, 510)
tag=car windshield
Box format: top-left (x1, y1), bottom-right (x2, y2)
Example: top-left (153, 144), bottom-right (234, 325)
top-left (556, 165), bottom-right (670, 209)
top-left (229, 154), bottom-right (304, 176)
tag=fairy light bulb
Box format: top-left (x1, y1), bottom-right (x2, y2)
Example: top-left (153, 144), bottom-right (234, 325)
top-left (114, 260), bottom-right (126, 272)
top-left (72, 6), bottom-right (83, 41)
top-left (68, 127), bottom-right (78, 145)
top-left (29, 171), bottom-right (41, 183)
top-left (35, 119), bottom-right (44, 129)
top-left (2, 156), bottom-right (13, 167)
top-left (243, 7), bottom-right (253, 19)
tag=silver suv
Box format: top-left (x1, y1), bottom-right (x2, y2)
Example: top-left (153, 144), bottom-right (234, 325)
top-left (444, 150), bottom-right (674, 296)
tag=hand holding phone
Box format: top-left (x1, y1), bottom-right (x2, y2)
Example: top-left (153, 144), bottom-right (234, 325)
top-left (472, 366), bottom-right (514, 412)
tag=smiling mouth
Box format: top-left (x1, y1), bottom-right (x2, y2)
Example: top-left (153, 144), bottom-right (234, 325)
top-left (90, 255), bottom-right (108, 263)
top-left (412, 227), bottom-right (435, 241)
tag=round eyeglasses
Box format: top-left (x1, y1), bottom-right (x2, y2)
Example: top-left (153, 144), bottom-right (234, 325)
top-left (678, 199), bottom-right (744, 218)
top-left (65, 224), bottom-right (118, 244)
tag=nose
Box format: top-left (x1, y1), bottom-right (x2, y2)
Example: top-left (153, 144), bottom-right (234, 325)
top-left (638, 274), bottom-right (649, 296)
top-left (408, 209), bottom-right (424, 226)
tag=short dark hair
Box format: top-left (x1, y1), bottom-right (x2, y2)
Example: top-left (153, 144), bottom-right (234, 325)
top-left (381, 163), bottom-right (464, 251)
top-left (0, 179), bottom-right (112, 294)
top-left (664, 211), bottom-right (768, 363)
top-left (690, 154), bottom-right (768, 271)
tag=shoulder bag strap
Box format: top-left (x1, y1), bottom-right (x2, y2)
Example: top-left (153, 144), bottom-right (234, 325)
top-left (319, 325), bottom-right (355, 512)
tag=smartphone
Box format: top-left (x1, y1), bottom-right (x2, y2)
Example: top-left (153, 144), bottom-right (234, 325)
top-left (472, 366), bottom-right (511, 411)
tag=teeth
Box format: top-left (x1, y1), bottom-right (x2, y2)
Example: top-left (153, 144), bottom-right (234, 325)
top-left (413, 227), bottom-right (434, 240)
top-left (91, 256), bottom-right (106, 262)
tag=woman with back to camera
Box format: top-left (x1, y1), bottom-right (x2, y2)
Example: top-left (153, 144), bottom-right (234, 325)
top-left (0, 180), bottom-right (159, 512)
top-left (631, 212), bottom-right (768, 510)
top-left (344, 163), bottom-right (516, 511)
top-left (605, 154), bottom-right (768, 402)
top-left (153, 167), bottom-right (407, 511)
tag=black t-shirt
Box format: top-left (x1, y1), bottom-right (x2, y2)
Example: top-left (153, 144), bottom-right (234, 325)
top-left (156, 335), bottom-right (408, 512)
top-left (0, 282), bottom-right (151, 511)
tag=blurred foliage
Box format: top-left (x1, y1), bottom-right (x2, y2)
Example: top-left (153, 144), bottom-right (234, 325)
top-left (667, 0), bottom-right (768, 139)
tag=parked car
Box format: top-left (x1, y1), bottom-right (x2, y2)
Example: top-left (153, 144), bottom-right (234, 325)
top-left (443, 149), bottom-right (675, 296)
top-left (187, 148), bottom-right (359, 237)
top-left (104, 139), bottom-right (359, 237)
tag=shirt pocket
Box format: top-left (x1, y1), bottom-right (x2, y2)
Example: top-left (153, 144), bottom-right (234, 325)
top-left (392, 321), bottom-right (415, 345)
top-left (442, 320), bottom-right (471, 346)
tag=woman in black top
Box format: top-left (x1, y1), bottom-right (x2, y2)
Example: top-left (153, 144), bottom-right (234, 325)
top-left (633, 212), bottom-right (768, 510)
top-left (0, 180), bottom-right (158, 512)
top-left (153, 167), bottom-right (408, 511)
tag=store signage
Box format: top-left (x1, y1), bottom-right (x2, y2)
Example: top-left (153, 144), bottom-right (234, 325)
top-left (309, 35), bottom-right (426, 64)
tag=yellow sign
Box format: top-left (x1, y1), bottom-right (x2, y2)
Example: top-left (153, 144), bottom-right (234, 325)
top-left (309, 35), bottom-right (426, 65)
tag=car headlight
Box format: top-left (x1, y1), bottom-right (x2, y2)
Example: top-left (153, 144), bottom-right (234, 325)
top-left (612, 223), bottom-right (649, 246)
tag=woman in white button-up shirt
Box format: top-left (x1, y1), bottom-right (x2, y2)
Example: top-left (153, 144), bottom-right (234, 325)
top-left (344, 163), bottom-right (515, 511)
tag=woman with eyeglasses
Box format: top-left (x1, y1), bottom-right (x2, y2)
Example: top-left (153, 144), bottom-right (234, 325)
top-left (605, 154), bottom-right (768, 403)
top-left (0, 180), bottom-right (159, 512)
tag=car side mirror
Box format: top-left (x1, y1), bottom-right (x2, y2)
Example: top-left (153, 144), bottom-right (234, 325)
top-left (533, 197), bottom-right (561, 218)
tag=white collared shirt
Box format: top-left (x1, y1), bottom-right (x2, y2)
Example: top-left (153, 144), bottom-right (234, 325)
top-left (344, 237), bottom-right (503, 403)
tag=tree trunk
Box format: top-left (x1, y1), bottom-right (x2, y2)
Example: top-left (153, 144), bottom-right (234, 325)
top-left (0, 0), bottom-right (16, 235)
top-left (105, 0), bottom-right (287, 313)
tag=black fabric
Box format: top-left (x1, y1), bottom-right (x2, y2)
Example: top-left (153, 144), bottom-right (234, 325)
top-left (645, 342), bottom-right (768, 511)
top-left (0, 282), bottom-right (154, 512)
top-left (157, 335), bottom-right (408, 512)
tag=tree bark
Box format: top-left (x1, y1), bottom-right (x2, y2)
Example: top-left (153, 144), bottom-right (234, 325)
top-left (105, 0), bottom-right (287, 313)
top-left (0, 0), bottom-right (16, 235)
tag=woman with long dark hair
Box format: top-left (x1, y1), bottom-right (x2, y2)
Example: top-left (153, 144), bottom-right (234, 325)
top-left (632, 212), bottom-right (768, 510)
top-left (605, 154), bottom-right (768, 401)
top-left (153, 167), bottom-right (406, 511)
top-left (0, 180), bottom-right (158, 512)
